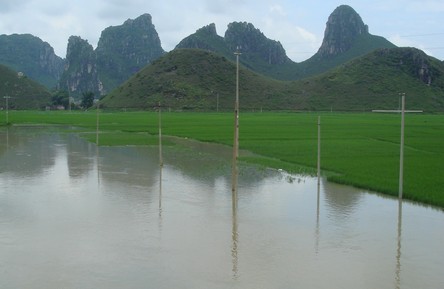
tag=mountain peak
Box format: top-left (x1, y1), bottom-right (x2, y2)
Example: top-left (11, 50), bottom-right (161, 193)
top-left (317, 5), bottom-right (369, 58)
top-left (198, 23), bottom-right (218, 35)
top-left (123, 13), bottom-right (153, 28)
top-left (224, 22), bottom-right (291, 65)
top-left (96, 13), bottom-right (165, 92)
top-left (175, 23), bottom-right (226, 51)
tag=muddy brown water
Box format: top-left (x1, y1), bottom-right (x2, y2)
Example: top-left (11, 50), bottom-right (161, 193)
top-left (1, 127), bottom-right (443, 289)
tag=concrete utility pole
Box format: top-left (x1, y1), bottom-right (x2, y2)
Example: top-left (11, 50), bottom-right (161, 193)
top-left (399, 93), bottom-right (405, 200)
top-left (317, 116), bottom-right (321, 187)
top-left (96, 101), bottom-right (100, 145)
top-left (4, 96), bottom-right (11, 124)
top-left (234, 48), bottom-right (241, 160)
top-left (232, 47), bottom-right (241, 193)
top-left (158, 102), bottom-right (163, 168)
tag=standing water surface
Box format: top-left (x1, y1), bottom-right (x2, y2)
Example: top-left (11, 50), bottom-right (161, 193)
top-left (0, 127), bottom-right (443, 289)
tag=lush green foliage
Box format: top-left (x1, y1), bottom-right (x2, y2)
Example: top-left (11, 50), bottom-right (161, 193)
top-left (5, 110), bottom-right (444, 208)
top-left (81, 92), bottom-right (95, 109)
top-left (102, 48), bottom-right (444, 112)
top-left (0, 34), bottom-right (64, 88)
top-left (295, 34), bottom-right (396, 79)
top-left (0, 64), bottom-right (52, 109)
top-left (96, 14), bottom-right (165, 92)
top-left (102, 49), bottom-right (289, 110)
top-left (51, 90), bottom-right (70, 109)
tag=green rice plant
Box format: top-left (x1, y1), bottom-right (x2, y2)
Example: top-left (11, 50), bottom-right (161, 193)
top-left (7, 110), bottom-right (444, 208)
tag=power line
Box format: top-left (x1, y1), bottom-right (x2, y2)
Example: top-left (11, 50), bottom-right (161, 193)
top-left (399, 32), bottom-right (444, 37)
top-left (422, 47), bottom-right (444, 50)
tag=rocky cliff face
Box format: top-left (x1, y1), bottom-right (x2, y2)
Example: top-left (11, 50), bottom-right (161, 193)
top-left (176, 21), bottom-right (291, 78)
top-left (96, 13), bottom-right (165, 92)
top-left (59, 36), bottom-right (102, 97)
top-left (316, 5), bottom-right (369, 58)
top-left (0, 34), bottom-right (64, 88)
top-left (299, 5), bottom-right (396, 79)
top-left (176, 23), bottom-right (228, 53)
top-left (224, 22), bottom-right (291, 65)
top-left (377, 48), bottom-right (442, 86)
top-left (56, 14), bottom-right (165, 97)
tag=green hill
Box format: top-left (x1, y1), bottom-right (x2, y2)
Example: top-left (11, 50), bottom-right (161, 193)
top-left (175, 5), bottom-right (396, 81)
top-left (101, 48), bottom-right (444, 112)
top-left (0, 64), bottom-right (52, 110)
top-left (288, 48), bottom-right (444, 111)
top-left (0, 34), bottom-right (64, 89)
top-left (101, 49), bottom-right (288, 110)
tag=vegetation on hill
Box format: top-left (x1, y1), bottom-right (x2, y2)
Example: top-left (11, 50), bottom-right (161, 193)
top-left (176, 5), bottom-right (396, 81)
top-left (0, 64), bottom-right (51, 110)
top-left (1, 5), bottom-right (442, 112)
top-left (101, 47), bottom-right (444, 112)
top-left (58, 36), bottom-right (101, 98)
top-left (293, 34), bottom-right (396, 80)
top-left (0, 34), bottom-right (64, 89)
top-left (292, 48), bottom-right (444, 111)
top-left (96, 13), bottom-right (165, 93)
top-left (101, 49), bottom-right (289, 110)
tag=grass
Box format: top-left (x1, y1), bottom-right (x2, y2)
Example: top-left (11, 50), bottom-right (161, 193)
top-left (3, 110), bottom-right (444, 208)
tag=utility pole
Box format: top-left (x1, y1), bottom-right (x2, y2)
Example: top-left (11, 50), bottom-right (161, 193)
top-left (232, 47), bottom-right (241, 193)
top-left (399, 93), bottom-right (405, 199)
top-left (4, 96), bottom-right (11, 124)
top-left (158, 102), bottom-right (163, 168)
top-left (234, 48), bottom-right (241, 160)
top-left (69, 94), bottom-right (72, 113)
top-left (317, 116), bottom-right (321, 186)
top-left (96, 101), bottom-right (100, 145)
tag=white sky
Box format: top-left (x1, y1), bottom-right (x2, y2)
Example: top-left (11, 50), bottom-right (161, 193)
top-left (0, 0), bottom-right (443, 62)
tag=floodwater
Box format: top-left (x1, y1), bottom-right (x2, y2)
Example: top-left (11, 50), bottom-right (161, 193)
top-left (1, 127), bottom-right (443, 289)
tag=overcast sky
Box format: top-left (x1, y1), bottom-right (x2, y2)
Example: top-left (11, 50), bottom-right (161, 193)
top-left (1, 0), bottom-right (443, 62)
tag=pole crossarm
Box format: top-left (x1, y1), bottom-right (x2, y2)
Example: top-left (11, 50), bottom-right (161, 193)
top-left (372, 110), bottom-right (423, 113)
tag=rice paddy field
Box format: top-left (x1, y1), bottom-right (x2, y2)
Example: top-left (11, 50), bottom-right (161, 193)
top-left (3, 110), bottom-right (444, 208)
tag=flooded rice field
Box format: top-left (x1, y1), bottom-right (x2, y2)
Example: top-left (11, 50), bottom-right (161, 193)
top-left (1, 127), bottom-right (443, 289)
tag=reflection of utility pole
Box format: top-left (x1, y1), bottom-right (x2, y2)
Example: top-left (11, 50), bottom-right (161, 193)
top-left (231, 195), bottom-right (239, 280)
top-left (4, 96), bottom-right (11, 124)
top-left (395, 199), bottom-right (403, 289)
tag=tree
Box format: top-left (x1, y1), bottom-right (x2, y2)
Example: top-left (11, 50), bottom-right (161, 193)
top-left (81, 92), bottom-right (94, 109)
top-left (51, 90), bottom-right (69, 109)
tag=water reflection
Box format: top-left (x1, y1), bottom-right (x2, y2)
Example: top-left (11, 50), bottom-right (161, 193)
top-left (231, 186), bottom-right (239, 280)
top-left (66, 134), bottom-right (96, 178)
top-left (0, 127), bottom-right (58, 176)
top-left (396, 199), bottom-right (403, 289)
top-left (159, 164), bottom-right (163, 214)
top-left (323, 180), bottom-right (363, 220)
top-left (96, 146), bottom-right (100, 186)
top-left (315, 179), bottom-right (321, 254)
top-left (98, 146), bottom-right (158, 189)
top-left (1, 127), bottom-right (444, 289)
